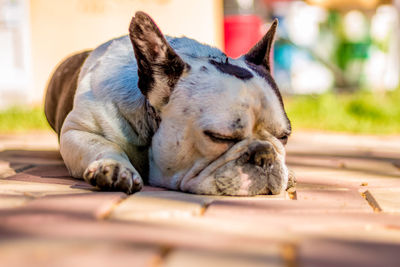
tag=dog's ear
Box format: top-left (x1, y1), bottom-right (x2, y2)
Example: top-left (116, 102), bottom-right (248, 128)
top-left (244, 19), bottom-right (278, 73)
top-left (129, 12), bottom-right (189, 110)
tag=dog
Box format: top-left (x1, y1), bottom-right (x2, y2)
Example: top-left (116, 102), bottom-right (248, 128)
top-left (44, 11), bottom-right (293, 196)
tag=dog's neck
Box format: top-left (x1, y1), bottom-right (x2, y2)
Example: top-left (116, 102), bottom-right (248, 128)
top-left (114, 94), bottom-right (160, 147)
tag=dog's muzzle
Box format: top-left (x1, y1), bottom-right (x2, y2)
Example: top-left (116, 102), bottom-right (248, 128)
top-left (214, 140), bottom-right (288, 196)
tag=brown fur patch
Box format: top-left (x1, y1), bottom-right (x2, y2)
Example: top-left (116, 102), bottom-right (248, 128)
top-left (44, 51), bottom-right (91, 136)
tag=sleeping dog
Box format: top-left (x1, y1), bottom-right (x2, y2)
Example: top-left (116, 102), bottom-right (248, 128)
top-left (45, 12), bottom-right (293, 196)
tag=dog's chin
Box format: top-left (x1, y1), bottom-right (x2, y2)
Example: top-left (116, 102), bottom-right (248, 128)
top-left (214, 162), bottom-right (269, 196)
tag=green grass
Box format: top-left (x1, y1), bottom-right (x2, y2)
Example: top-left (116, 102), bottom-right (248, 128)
top-left (0, 107), bottom-right (51, 133)
top-left (284, 90), bottom-right (400, 134)
top-left (1, 90), bottom-right (400, 134)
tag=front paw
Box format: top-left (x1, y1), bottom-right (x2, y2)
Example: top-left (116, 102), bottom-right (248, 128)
top-left (83, 159), bottom-right (143, 194)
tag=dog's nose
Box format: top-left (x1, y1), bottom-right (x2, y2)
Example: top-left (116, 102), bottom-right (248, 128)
top-left (249, 143), bottom-right (275, 169)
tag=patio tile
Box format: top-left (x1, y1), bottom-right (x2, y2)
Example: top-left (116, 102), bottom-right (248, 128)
top-left (0, 132), bottom-right (59, 151)
top-left (204, 199), bottom-right (400, 233)
top-left (292, 167), bottom-right (400, 190)
top-left (287, 155), bottom-right (345, 170)
top-left (109, 191), bottom-right (209, 221)
top-left (394, 160), bottom-right (400, 169)
top-left (296, 188), bottom-right (372, 212)
top-left (0, 150), bottom-right (63, 166)
top-left (0, 179), bottom-right (95, 197)
top-left (110, 190), bottom-right (290, 222)
top-left (287, 155), bottom-right (399, 178)
top-left (163, 247), bottom-right (283, 267)
top-left (298, 238), bottom-right (400, 267)
top-left (5, 167), bottom-right (90, 188)
top-left (207, 189), bottom-right (372, 216)
top-left (0, 210), bottom-right (288, 257)
top-left (0, 238), bottom-right (160, 267)
top-left (338, 157), bottom-right (400, 177)
top-left (0, 160), bottom-right (16, 178)
top-left (0, 160), bottom-right (35, 178)
top-left (108, 191), bottom-right (296, 246)
top-left (362, 189), bottom-right (400, 213)
top-left (10, 192), bottom-right (126, 219)
top-left (23, 164), bottom-right (70, 177)
top-left (0, 194), bottom-right (33, 209)
top-left (299, 224), bottom-right (400, 245)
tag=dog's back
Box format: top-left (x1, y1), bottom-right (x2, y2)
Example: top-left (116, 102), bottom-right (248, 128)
top-left (44, 50), bottom-right (91, 135)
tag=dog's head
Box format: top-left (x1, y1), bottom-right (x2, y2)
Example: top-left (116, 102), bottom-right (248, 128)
top-left (129, 12), bottom-right (291, 195)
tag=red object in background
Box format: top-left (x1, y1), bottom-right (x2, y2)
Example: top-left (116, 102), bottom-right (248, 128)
top-left (224, 15), bottom-right (264, 59)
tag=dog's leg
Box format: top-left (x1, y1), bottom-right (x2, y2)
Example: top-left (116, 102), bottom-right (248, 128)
top-left (60, 129), bottom-right (142, 194)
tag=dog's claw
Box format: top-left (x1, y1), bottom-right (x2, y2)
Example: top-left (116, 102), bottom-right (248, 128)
top-left (133, 175), bottom-right (141, 185)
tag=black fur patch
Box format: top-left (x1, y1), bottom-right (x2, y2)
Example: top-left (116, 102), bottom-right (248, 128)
top-left (209, 60), bottom-right (253, 80)
top-left (129, 12), bottom-right (188, 106)
top-left (44, 50), bottom-right (91, 136)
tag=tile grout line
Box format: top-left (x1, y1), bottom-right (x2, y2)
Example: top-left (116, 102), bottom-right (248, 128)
top-left (151, 246), bottom-right (173, 267)
top-left (287, 188), bottom-right (297, 200)
top-left (0, 164), bottom-right (36, 179)
top-left (360, 190), bottom-right (383, 213)
top-left (393, 160), bottom-right (400, 170)
top-left (281, 243), bottom-right (298, 267)
top-left (199, 201), bottom-right (213, 216)
top-left (15, 164), bottom-right (36, 173)
top-left (96, 194), bottom-right (129, 220)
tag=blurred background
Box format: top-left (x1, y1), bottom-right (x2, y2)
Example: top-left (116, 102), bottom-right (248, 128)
top-left (0, 0), bottom-right (399, 134)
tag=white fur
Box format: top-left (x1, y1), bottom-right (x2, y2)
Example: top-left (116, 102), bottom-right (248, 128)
top-left (60, 33), bottom-right (290, 195)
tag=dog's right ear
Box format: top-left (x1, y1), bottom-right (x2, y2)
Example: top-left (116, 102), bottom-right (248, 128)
top-left (244, 19), bottom-right (278, 73)
top-left (129, 12), bottom-right (189, 111)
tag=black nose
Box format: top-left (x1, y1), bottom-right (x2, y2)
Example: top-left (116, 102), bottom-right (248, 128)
top-left (249, 143), bottom-right (275, 169)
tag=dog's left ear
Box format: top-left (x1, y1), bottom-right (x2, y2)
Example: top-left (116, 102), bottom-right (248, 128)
top-left (244, 19), bottom-right (278, 73)
top-left (129, 11), bottom-right (189, 110)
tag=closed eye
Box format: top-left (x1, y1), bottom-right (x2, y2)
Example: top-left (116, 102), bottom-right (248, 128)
top-left (278, 135), bottom-right (288, 145)
top-left (203, 130), bottom-right (241, 143)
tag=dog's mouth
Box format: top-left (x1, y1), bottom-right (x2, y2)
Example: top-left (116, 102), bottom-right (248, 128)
top-left (213, 142), bottom-right (288, 196)
top-left (180, 139), bottom-right (289, 196)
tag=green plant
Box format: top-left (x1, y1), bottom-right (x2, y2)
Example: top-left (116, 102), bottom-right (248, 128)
top-left (0, 107), bottom-right (50, 132)
top-left (284, 90), bottom-right (400, 134)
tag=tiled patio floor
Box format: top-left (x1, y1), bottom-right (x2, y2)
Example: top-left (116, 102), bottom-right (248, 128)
top-left (1, 131), bottom-right (400, 267)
